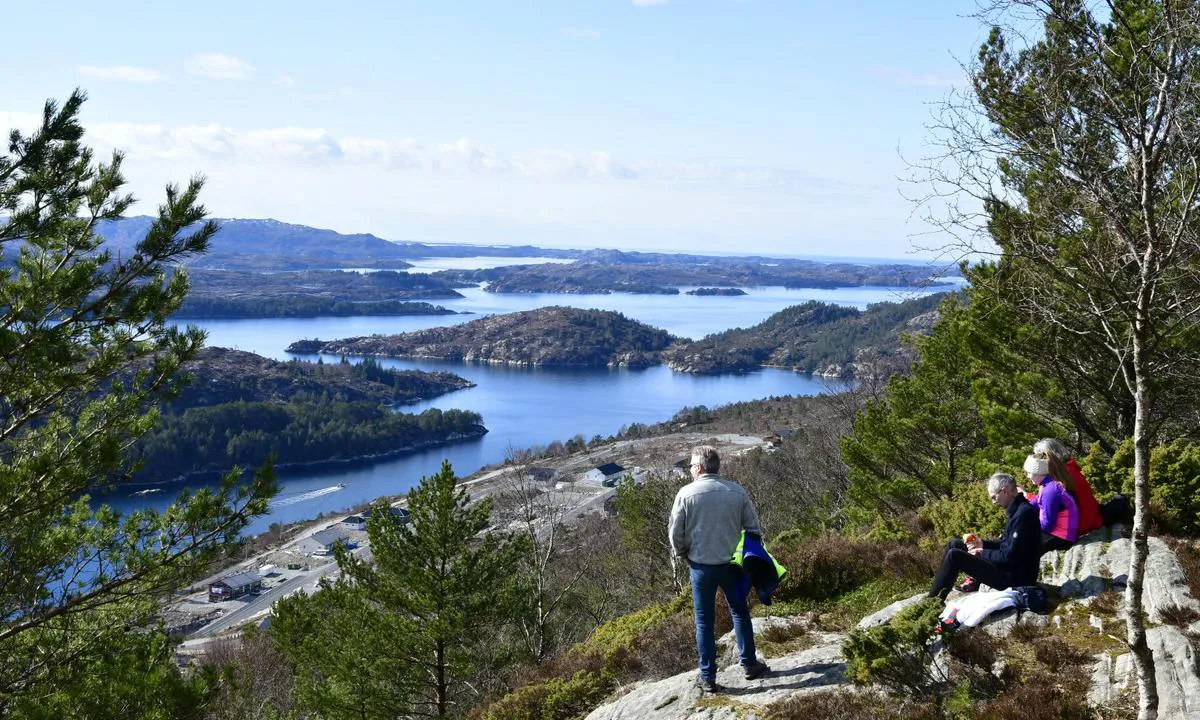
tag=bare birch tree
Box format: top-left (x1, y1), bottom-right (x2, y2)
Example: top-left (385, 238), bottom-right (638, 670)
top-left (918, 2), bottom-right (1200, 716)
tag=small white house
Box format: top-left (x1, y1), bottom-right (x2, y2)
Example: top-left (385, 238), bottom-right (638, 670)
top-left (341, 515), bottom-right (367, 531)
top-left (584, 462), bottom-right (626, 487)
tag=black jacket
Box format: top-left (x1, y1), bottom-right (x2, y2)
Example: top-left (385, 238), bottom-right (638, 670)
top-left (980, 495), bottom-right (1041, 587)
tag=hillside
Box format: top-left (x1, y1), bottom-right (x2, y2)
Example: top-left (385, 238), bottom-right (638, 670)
top-left (94, 217), bottom-right (582, 271)
top-left (171, 347), bottom-right (474, 409)
top-left (663, 292), bottom-right (948, 376)
top-left (286, 306), bottom-right (677, 367)
top-left (97, 217), bottom-right (417, 269)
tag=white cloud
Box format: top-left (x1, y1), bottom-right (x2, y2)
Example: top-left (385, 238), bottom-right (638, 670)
top-left (278, 74), bottom-right (296, 87)
top-left (38, 118), bottom-right (859, 197)
top-left (560, 26), bottom-right (601, 38)
top-left (187, 53), bottom-right (255, 80)
top-left (77, 65), bottom-right (164, 83)
top-left (0, 111), bottom-right (41, 134)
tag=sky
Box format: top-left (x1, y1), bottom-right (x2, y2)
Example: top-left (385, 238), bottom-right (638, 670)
top-left (1, 1), bottom-right (987, 258)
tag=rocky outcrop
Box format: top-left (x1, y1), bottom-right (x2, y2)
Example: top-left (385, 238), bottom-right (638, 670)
top-left (1040, 528), bottom-right (1200, 720)
top-left (582, 528), bottom-right (1200, 720)
top-left (584, 633), bottom-right (848, 720)
top-left (1040, 529), bottom-right (1200, 622)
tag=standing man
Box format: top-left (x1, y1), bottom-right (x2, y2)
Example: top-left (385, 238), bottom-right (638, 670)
top-left (669, 445), bottom-right (770, 693)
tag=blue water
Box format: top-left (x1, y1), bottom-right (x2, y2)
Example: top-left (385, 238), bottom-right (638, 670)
top-left (95, 282), bottom-right (942, 535)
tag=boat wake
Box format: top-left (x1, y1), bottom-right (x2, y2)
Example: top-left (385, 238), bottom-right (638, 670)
top-left (270, 484), bottom-right (345, 509)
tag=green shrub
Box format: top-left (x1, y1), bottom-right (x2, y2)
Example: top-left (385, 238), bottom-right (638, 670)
top-left (474, 670), bottom-right (611, 720)
top-left (771, 535), bottom-right (933, 604)
top-left (843, 597), bottom-right (947, 696)
top-left (1084, 438), bottom-right (1200, 534)
top-left (575, 596), bottom-right (689, 663)
top-left (1148, 440), bottom-right (1200, 535)
top-left (921, 481), bottom-right (1005, 545)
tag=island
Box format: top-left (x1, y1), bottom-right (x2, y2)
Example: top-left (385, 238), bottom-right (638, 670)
top-left (287, 306), bottom-right (677, 367)
top-left (129, 348), bottom-right (484, 484)
top-left (435, 253), bottom-right (957, 295)
top-left (685, 287), bottom-right (748, 296)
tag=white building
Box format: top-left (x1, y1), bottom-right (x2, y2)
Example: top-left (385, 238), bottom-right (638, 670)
top-left (584, 462), bottom-right (627, 487)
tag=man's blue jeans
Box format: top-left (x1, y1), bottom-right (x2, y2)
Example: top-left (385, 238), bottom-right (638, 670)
top-left (689, 560), bottom-right (756, 681)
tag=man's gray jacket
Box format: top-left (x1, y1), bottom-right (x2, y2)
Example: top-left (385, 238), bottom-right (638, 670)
top-left (668, 473), bottom-right (763, 565)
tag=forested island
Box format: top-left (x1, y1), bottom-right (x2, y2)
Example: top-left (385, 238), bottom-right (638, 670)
top-left (685, 287), bottom-right (748, 296)
top-left (287, 306), bottom-right (677, 367)
top-left (133, 403), bottom-right (484, 484)
top-left (173, 347), bottom-right (474, 408)
top-left (125, 348), bottom-right (483, 484)
top-left (663, 292), bottom-right (945, 375)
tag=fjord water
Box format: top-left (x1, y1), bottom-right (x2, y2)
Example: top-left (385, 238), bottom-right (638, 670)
top-left (100, 282), bottom-right (942, 535)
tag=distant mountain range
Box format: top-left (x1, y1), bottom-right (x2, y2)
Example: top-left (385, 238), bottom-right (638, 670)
top-left (94, 217), bottom-right (581, 270)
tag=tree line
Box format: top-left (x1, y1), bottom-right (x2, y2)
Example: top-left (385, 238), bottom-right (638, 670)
top-left (133, 402), bottom-right (483, 483)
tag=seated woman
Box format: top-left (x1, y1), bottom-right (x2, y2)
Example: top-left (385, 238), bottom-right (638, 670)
top-left (1023, 453), bottom-right (1079, 552)
top-left (1034, 437), bottom-right (1103, 536)
top-left (928, 472), bottom-right (1041, 600)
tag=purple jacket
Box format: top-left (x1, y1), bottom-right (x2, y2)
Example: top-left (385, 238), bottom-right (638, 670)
top-left (1029, 477), bottom-right (1079, 542)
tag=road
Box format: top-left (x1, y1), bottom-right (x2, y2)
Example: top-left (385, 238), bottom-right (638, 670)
top-left (193, 561), bottom-right (340, 637)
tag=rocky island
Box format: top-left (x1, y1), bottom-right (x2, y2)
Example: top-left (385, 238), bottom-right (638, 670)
top-left (287, 306), bottom-right (677, 367)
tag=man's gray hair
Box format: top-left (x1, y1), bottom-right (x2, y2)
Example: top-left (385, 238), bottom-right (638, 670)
top-left (1033, 438), bottom-right (1071, 462)
top-left (987, 472), bottom-right (1017, 492)
top-left (691, 445), bottom-right (720, 475)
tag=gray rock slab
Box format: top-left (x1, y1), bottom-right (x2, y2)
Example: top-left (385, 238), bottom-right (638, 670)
top-left (1090, 625), bottom-right (1200, 720)
top-left (584, 635), bottom-right (848, 720)
top-left (1041, 534), bottom-right (1199, 622)
top-left (856, 592), bottom-right (927, 631)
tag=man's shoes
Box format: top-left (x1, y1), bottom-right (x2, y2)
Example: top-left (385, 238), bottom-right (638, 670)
top-left (695, 677), bottom-right (724, 693)
top-left (743, 659), bottom-right (771, 680)
top-left (955, 576), bottom-right (979, 593)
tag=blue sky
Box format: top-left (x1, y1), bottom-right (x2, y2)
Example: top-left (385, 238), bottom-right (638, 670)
top-left (2, 1), bottom-right (986, 257)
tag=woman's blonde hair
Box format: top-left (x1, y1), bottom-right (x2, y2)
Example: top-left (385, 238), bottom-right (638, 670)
top-left (1034, 449), bottom-right (1075, 494)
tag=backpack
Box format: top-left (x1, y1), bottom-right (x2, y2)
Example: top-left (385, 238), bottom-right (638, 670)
top-left (1012, 585), bottom-right (1048, 613)
top-left (1100, 494), bottom-right (1131, 527)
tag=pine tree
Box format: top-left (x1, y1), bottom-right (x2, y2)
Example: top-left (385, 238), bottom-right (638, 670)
top-left (0, 92), bottom-right (276, 713)
top-left (273, 460), bottom-right (529, 719)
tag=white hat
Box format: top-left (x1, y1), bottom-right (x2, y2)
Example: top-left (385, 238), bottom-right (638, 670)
top-left (1023, 455), bottom-right (1050, 477)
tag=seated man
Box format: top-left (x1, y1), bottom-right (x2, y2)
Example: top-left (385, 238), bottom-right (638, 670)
top-left (929, 472), bottom-right (1041, 600)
